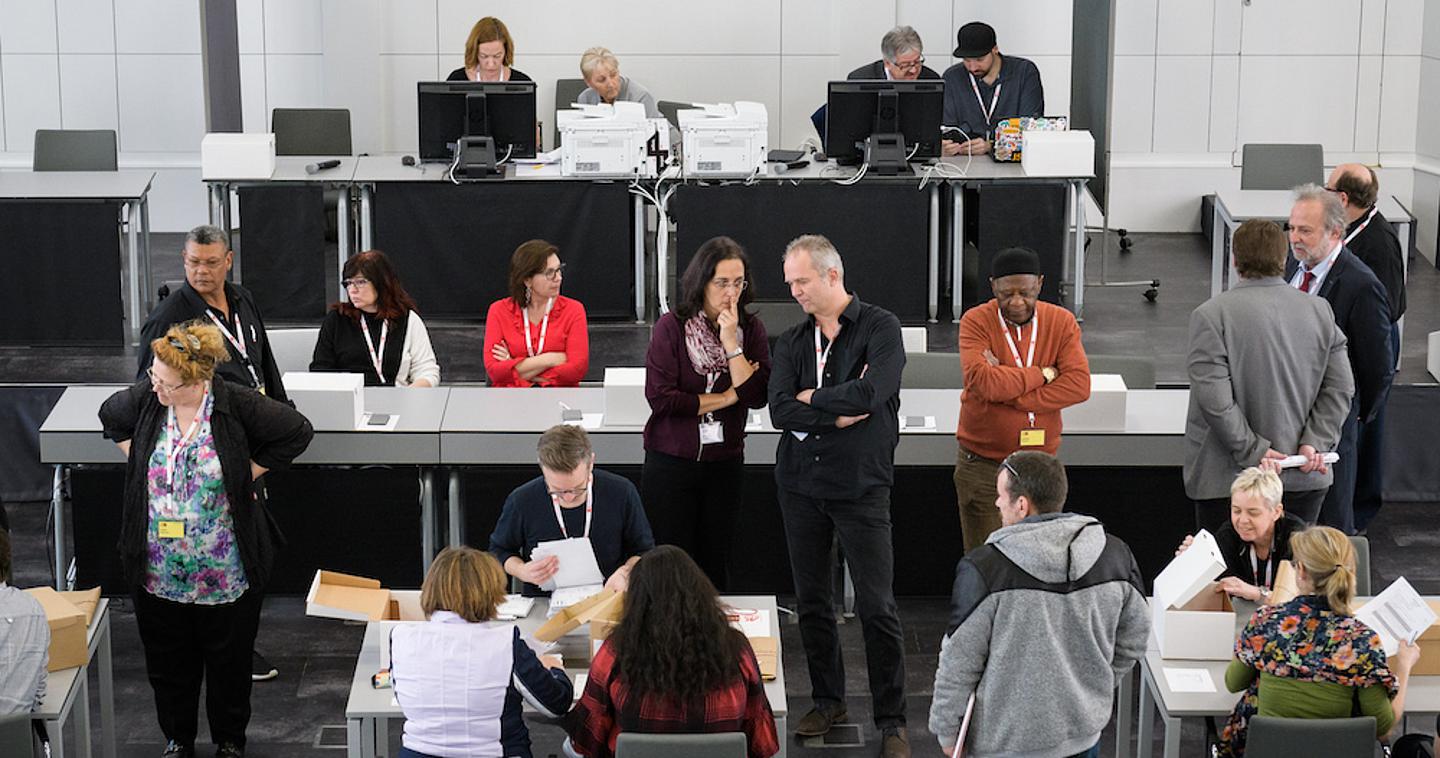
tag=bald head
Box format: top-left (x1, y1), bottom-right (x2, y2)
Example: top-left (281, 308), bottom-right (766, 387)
top-left (1326, 163), bottom-right (1379, 221)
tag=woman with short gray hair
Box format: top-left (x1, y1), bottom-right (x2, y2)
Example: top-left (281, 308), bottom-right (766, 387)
top-left (1174, 467), bottom-right (1307, 602)
top-left (575, 46), bottom-right (661, 118)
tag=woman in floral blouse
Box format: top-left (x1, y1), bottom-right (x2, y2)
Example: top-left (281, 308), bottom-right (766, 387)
top-left (101, 320), bottom-right (312, 758)
top-left (1218, 526), bottom-right (1421, 757)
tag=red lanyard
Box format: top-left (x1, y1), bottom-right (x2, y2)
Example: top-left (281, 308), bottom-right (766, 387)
top-left (551, 478), bottom-right (593, 539)
top-left (206, 309), bottom-right (263, 390)
top-left (524, 298), bottom-right (554, 357)
top-left (1344, 206), bottom-right (1379, 245)
top-left (998, 306), bottom-right (1038, 427)
top-left (814, 326), bottom-right (838, 388)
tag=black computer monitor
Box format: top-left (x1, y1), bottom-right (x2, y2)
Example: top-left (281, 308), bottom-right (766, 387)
top-left (824, 80), bottom-right (944, 168)
top-left (416, 81), bottom-right (537, 163)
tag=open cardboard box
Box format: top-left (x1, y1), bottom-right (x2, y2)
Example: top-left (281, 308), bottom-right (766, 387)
top-left (536, 589), bottom-right (624, 645)
top-left (1414, 600), bottom-right (1440, 676)
top-left (24, 586), bottom-right (96, 671)
top-left (306, 570), bottom-right (393, 621)
top-left (1265, 561), bottom-right (1298, 606)
top-left (748, 636), bottom-right (778, 680)
top-left (1152, 529), bottom-right (1237, 660)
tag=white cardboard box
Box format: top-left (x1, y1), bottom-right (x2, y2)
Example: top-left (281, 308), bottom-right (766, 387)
top-left (1427, 330), bottom-right (1440, 382)
top-left (1152, 529), bottom-right (1236, 660)
top-left (201, 132), bottom-right (276, 180)
top-left (1022, 130), bottom-right (1094, 177)
top-left (284, 371), bottom-right (364, 430)
top-left (603, 367), bottom-right (648, 427)
top-left (1061, 374), bottom-right (1127, 433)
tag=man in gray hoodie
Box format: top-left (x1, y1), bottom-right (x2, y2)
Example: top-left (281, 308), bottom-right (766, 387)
top-left (929, 451), bottom-right (1149, 757)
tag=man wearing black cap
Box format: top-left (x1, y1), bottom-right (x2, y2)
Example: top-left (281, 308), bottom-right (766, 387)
top-left (941, 22), bottom-right (1045, 157)
top-left (954, 247), bottom-right (1089, 552)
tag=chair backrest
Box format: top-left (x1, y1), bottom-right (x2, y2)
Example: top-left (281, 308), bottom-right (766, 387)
top-left (749, 300), bottom-right (808, 340)
top-left (553, 78), bottom-right (589, 147)
top-left (0, 712), bottom-right (34, 758)
top-left (1240, 143), bottom-right (1324, 191)
top-left (1348, 534), bottom-right (1371, 596)
top-left (615, 732), bottom-right (747, 758)
top-left (33, 129), bottom-right (118, 171)
top-left (657, 100), bottom-right (690, 128)
top-left (1087, 354), bottom-right (1157, 390)
top-left (268, 327), bottom-right (322, 375)
top-left (903, 352), bottom-right (961, 389)
top-left (271, 108), bottom-right (353, 156)
top-left (1245, 715), bottom-right (1376, 758)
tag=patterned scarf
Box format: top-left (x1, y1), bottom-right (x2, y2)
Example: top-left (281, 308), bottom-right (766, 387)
top-left (1218, 595), bottom-right (1398, 757)
top-left (683, 313), bottom-right (741, 377)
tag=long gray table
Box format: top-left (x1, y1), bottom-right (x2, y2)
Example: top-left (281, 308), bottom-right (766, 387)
top-left (34, 598), bottom-right (115, 758)
top-left (0, 170), bottom-right (154, 344)
top-left (205, 156), bottom-right (360, 290)
top-left (38, 385), bottom-right (452, 587)
top-left (344, 594), bottom-right (787, 758)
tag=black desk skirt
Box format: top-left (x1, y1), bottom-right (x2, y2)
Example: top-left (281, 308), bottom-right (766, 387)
top-left (370, 181), bottom-right (635, 321)
top-left (0, 200), bottom-right (124, 345)
top-left (669, 182), bottom-right (933, 323)
top-left (236, 185), bottom-right (328, 321)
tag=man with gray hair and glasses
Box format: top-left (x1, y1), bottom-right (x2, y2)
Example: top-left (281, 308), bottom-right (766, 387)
top-left (138, 224), bottom-right (289, 405)
top-left (848, 25), bottom-right (940, 81)
top-left (1284, 184), bottom-right (1394, 534)
top-left (769, 234), bottom-right (910, 757)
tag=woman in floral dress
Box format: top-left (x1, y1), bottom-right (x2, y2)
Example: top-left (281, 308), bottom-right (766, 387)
top-left (1218, 526), bottom-right (1421, 757)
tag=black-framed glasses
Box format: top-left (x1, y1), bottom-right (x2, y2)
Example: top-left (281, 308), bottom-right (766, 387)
top-left (1000, 457), bottom-right (1023, 490)
top-left (892, 56), bottom-right (926, 72)
top-left (342, 278), bottom-right (371, 289)
top-left (547, 482), bottom-right (589, 500)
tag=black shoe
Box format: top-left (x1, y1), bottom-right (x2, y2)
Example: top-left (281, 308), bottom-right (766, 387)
top-left (795, 705), bottom-right (848, 737)
top-left (161, 740), bottom-right (194, 758)
top-left (251, 651), bottom-right (278, 682)
top-left (214, 743), bottom-right (244, 758)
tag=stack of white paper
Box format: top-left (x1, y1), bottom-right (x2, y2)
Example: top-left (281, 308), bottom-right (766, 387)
top-left (496, 595), bottom-right (536, 621)
top-left (1356, 577), bottom-right (1438, 655)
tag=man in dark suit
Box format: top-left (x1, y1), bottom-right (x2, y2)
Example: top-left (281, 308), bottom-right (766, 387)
top-left (1285, 185), bottom-right (1394, 534)
top-left (847, 26), bottom-right (941, 81)
top-left (1325, 164), bottom-right (1405, 532)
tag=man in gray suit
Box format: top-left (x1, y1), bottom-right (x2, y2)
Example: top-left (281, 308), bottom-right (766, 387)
top-left (1184, 219), bottom-right (1354, 531)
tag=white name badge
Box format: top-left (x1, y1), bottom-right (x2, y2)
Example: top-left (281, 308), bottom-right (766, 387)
top-left (699, 419), bottom-right (724, 445)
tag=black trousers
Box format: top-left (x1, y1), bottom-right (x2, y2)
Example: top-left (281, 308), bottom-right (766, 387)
top-left (1353, 323), bottom-right (1397, 532)
top-left (777, 486), bottom-right (906, 728)
top-left (641, 450), bottom-right (742, 591)
top-left (1319, 399), bottom-right (1361, 534)
top-left (1194, 488), bottom-right (1327, 534)
top-left (132, 588), bottom-right (264, 749)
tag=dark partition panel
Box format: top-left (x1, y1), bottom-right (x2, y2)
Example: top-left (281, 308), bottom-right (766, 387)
top-left (0, 200), bottom-right (124, 345)
top-left (237, 185), bottom-right (328, 320)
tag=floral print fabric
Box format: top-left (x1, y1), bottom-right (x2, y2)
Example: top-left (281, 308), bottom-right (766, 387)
top-left (1217, 594), bottom-right (1396, 757)
top-left (143, 389), bottom-right (248, 604)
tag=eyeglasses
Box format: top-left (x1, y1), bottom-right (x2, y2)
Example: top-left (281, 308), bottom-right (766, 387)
top-left (147, 367), bottom-right (191, 394)
top-left (547, 482), bottom-right (589, 500)
top-left (891, 56), bottom-right (926, 72)
top-left (710, 278), bottom-right (748, 291)
top-left (342, 278), bottom-right (371, 290)
top-left (183, 257), bottom-right (227, 270)
top-left (540, 263), bottom-right (567, 281)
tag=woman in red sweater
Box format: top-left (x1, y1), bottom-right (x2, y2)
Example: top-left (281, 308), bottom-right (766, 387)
top-left (484, 240), bottom-right (590, 387)
top-left (566, 545), bottom-right (779, 758)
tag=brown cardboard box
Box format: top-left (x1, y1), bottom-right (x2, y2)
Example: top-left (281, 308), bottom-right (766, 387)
top-left (305, 570), bottom-right (392, 621)
top-left (1265, 561), bottom-right (1298, 606)
top-left (1412, 600), bottom-right (1440, 676)
top-left (60, 587), bottom-right (102, 625)
top-left (748, 636), bottom-right (778, 680)
top-left (24, 587), bottom-right (88, 671)
top-left (587, 595), bottom-right (625, 657)
top-left (534, 590), bottom-right (623, 643)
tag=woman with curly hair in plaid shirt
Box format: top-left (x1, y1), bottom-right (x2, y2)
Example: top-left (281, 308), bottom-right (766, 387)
top-left (566, 546), bottom-right (778, 758)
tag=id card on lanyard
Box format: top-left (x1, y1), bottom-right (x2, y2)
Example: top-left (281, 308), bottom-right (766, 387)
top-left (158, 386), bottom-right (208, 538)
top-left (789, 326), bottom-right (839, 443)
top-left (998, 307), bottom-right (1045, 446)
top-left (969, 72), bottom-right (1002, 130)
top-left (699, 371), bottom-right (724, 448)
top-left (360, 317), bottom-right (389, 385)
top-left (552, 477), bottom-right (593, 539)
top-left (207, 309), bottom-right (265, 394)
top-left (524, 298), bottom-right (554, 357)
top-left (1344, 206), bottom-right (1379, 245)
top-left (1250, 546), bottom-right (1273, 590)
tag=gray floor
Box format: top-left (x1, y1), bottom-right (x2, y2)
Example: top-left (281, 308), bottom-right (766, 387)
top-left (4, 230), bottom-right (1440, 386)
top-left (4, 231), bottom-right (1438, 756)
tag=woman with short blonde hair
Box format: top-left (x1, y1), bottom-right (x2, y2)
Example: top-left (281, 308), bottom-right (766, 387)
top-left (391, 546), bottom-right (572, 758)
top-left (1174, 467), bottom-right (1306, 602)
top-left (575, 46), bottom-right (661, 118)
top-left (1217, 526), bottom-right (1421, 756)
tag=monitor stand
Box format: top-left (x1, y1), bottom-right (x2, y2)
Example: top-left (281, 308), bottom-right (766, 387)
top-left (865, 133), bottom-right (909, 175)
top-left (455, 136), bottom-right (501, 179)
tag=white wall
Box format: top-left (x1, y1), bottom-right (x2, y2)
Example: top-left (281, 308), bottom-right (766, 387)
top-left (0, 0), bottom-right (1434, 246)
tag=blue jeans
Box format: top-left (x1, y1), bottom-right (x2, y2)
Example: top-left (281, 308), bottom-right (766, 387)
top-left (1068, 743), bottom-right (1101, 758)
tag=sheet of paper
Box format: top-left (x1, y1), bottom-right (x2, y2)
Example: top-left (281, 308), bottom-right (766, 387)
top-left (496, 594), bottom-right (536, 620)
top-left (514, 148), bottom-right (562, 165)
top-left (1356, 576), bottom-right (1437, 655)
top-left (532, 537), bottom-right (605, 591)
top-left (725, 607), bottom-right (771, 638)
top-left (572, 673), bottom-right (588, 702)
top-left (1163, 667), bottom-right (1217, 693)
top-left (390, 695), bottom-right (398, 707)
top-left (1275, 452), bottom-right (1339, 469)
top-left (547, 584), bottom-right (606, 617)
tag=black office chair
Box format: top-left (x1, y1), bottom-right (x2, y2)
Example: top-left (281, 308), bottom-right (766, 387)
top-left (657, 100), bottom-right (691, 129)
top-left (1239, 143), bottom-right (1324, 190)
top-left (1245, 716), bottom-right (1375, 758)
top-left (1086, 354), bottom-right (1157, 390)
top-left (271, 108), bottom-right (353, 156)
top-left (0, 712), bottom-right (35, 758)
top-left (553, 78), bottom-right (589, 148)
top-left (902, 352), bottom-right (961, 389)
top-left (615, 732), bottom-right (746, 758)
top-left (33, 129), bottom-right (118, 171)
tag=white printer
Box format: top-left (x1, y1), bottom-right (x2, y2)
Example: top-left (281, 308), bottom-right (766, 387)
top-left (557, 101), bottom-right (667, 178)
top-left (677, 102), bottom-right (768, 179)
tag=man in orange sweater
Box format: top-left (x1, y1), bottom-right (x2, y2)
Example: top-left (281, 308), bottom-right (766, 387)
top-left (954, 247), bottom-right (1090, 552)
